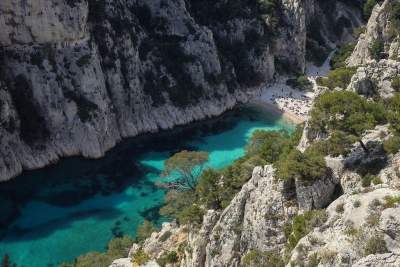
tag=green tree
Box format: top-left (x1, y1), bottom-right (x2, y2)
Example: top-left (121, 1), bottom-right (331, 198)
top-left (196, 169), bottom-right (223, 209)
top-left (370, 39), bottom-right (384, 60)
top-left (330, 43), bottom-right (356, 69)
top-left (246, 130), bottom-right (291, 162)
top-left (162, 150), bottom-right (209, 190)
top-left (107, 236), bottom-right (134, 258)
top-left (316, 67), bottom-right (356, 89)
top-left (136, 220), bottom-right (157, 243)
top-left (310, 91), bottom-right (384, 153)
top-left (275, 149), bottom-right (327, 183)
top-left (177, 205), bottom-right (205, 227)
top-left (363, 0), bottom-right (377, 20)
top-left (159, 190), bottom-right (196, 219)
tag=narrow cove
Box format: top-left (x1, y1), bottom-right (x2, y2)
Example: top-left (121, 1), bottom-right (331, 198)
top-left (0, 105), bottom-right (294, 267)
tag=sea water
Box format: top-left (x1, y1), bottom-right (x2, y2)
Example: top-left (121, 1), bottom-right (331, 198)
top-left (0, 105), bottom-right (294, 267)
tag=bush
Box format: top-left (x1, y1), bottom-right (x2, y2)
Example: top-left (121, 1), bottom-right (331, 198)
top-left (308, 131), bottom-right (357, 157)
top-left (60, 236), bottom-right (134, 267)
top-left (240, 250), bottom-right (284, 267)
top-left (159, 231), bottom-right (172, 242)
top-left (387, 93), bottom-right (400, 135)
top-left (363, 0), bottom-right (377, 20)
top-left (157, 251), bottom-right (179, 267)
top-left (372, 176), bottom-right (383, 185)
top-left (362, 174), bottom-right (377, 187)
top-left (335, 203), bottom-right (345, 213)
top-left (286, 76), bottom-right (312, 91)
top-left (107, 236), bottom-right (134, 258)
top-left (383, 195), bottom-right (400, 208)
top-left (285, 210), bottom-right (327, 251)
top-left (246, 130), bottom-right (291, 163)
top-left (177, 205), bottom-right (205, 227)
top-left (370, 39), bottom-right (384, 60)
top-left (132, 249), bottom-right (151, 265)
top-left (196, 169), bottom-right (223, 209)
top-left (391, 76), bottom-right (400, 92)
top-left (275, 148), bottom-right (328, 184)
top-left (364, 235), bottom-right (388, 256)
top-left (136, 220), bottom-right (157, 243)
top-left (160, 190), bottom-right (196, 220)
top-left (353, 200), bottom-right (361, 208)
top-left (330, 43), bottom-right (356, 69)
top-left (316, 67), bottom-right (357, 89)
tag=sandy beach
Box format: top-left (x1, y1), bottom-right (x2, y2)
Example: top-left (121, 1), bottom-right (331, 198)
top-left (253, 51), bottom-right (334, 124)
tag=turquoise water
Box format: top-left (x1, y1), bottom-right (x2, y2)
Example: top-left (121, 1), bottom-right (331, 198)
top-left (0, 105), bottom-right (293, 267)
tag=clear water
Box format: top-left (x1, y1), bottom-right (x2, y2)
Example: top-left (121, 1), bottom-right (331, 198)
top-left (0, 105), bottom-right (294, 267)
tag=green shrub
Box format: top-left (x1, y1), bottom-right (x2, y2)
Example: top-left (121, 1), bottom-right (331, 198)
top-left (177, 205), bottom-right (205, 227)
top-left (159, 231), bottom-right (172, 242)
top-left (353, 200), bottom-right (361, 208)
top-left (364, 235), bottom-right (388, 256)
top-left (286, 76), bottom-right (312, 91)
top-left (157, 251), bottom-right (179, 267)
top-left (371, 176), bottom-right (383, 185)
top-left (136, 220), bottom-right (157, 243)
top-left (308, 131), bottom-right (357, 157)
top-left (285, 210), bottom-right (328, 251)
top-left (363, 0), bottom-right (377, 20)
top-left (107, 236), bottom-right (134, 258)
top-left (362, 174), bottom-right (377, 187)
top-left (316, 67), bottom-right (356, 89)
top-left (240, 250), bottom-right (284, 267)
top-left (331, 43), bottom-right (356, 69)
top-left (60, 236), bottom-right (134, 267)
top-left (335, 203), bottom-right (345, 213)
top-left (275, 148), bottom-right (327, 184)
top-left (366, 214), bottom-right (380, 226)
top-left (160, 190), bottom-right (196, 220)
top-left (387, 1), bottom-right (400, 39)
top-left (370, 39), bottom-right (384, 60)
top-left (387, 93), bottom-right (400, 135)
top-left (133, 249), bottom-right (151, 265)
top-left (391, 76), bottom-right (400, 92)
top-left (383, 195), bottom-right (400, 208)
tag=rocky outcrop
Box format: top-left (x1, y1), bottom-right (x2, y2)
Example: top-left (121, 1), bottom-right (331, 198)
top-left (201, 166), bottom-right (295, 267)
top-left (288, 188), bottom-right (400, 266)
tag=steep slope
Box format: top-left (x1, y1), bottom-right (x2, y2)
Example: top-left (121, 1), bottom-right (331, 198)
top-left (0, 0), bottom-right (361, 182)
top-left (0, 0), bottom-right (299, 181)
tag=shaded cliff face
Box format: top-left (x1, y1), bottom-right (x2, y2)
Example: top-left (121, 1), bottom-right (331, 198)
top-left (0, 0), bottom-right (359, 181)
top-left (0, 0), bottom-right (304, 181)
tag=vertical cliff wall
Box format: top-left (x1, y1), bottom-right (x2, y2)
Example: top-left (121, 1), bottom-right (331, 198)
top-left (0, 0), bottom-right (360, 181)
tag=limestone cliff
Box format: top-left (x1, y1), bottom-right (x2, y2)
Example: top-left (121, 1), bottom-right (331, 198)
top-left (0, 0), bottom-right (361, 182)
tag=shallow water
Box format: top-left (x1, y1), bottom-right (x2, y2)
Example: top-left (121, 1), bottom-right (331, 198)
top-left (0, 105), bottom-right (294, 267)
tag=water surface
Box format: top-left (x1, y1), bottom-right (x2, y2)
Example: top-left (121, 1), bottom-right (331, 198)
top-left (0, 105), bottom-right (293, 267)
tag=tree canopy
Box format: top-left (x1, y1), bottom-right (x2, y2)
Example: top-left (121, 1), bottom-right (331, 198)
top-left (310, 90), bottom-right (385, 152)
top-left (162, 150), bottom-right (209, 190)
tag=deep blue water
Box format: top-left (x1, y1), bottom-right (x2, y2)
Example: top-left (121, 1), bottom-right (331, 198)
top-left (0, 105), bottom-right (294, 267)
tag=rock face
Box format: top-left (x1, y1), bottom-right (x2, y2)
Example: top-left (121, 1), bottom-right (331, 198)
top-left (289, 188), bottom-right (400, 266)
top-left (201, 166), bottom-right (295, 267)
top-left (0, 0), bottom-right (361, 182)
top-left (348, 0), bottom-right (399, 66)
